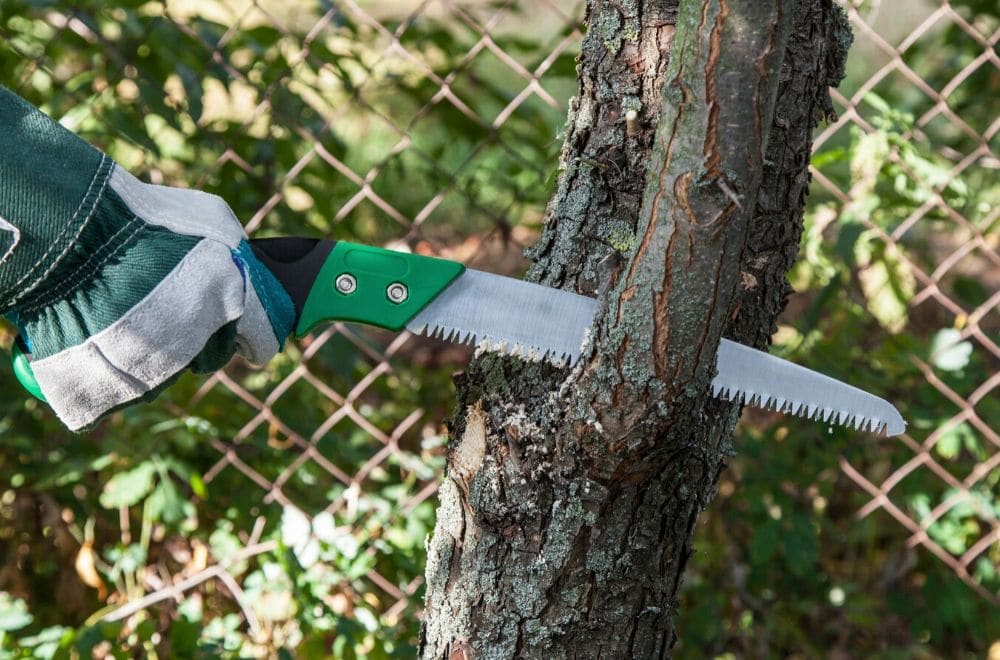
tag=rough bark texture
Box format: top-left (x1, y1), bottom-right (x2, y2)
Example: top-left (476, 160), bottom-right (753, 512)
top-left (419, 0), bottom-right (852, 657)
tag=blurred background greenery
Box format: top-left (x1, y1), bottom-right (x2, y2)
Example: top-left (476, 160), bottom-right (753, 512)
top-left (0, 0), bottom-right (997, 657)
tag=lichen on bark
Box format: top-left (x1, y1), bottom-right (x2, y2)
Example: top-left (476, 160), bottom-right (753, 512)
top-left (419, 1), bottom-right (852, 657)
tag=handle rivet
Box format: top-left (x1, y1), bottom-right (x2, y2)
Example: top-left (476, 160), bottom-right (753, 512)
top-left (336, 273), bottom-right (357, 295)
top-left (387, 282), bottom-right (408, 303)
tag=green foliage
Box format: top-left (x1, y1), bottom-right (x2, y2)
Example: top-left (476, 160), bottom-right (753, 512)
top-left (1, 0), bottom-right (997, 657)
top-left (0, 0), bottom-right (569, 655)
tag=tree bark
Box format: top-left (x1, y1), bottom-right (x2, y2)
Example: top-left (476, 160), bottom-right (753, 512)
top-left (419, 0), bottom-right (851, 657)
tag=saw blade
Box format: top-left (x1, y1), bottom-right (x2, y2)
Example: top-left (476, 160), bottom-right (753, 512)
top-left (711, 340), bottom-right (906, 436)
top-left (406, 269), bottom-right (904, 436)
top-left (406, 269), bottom-right (597, 364)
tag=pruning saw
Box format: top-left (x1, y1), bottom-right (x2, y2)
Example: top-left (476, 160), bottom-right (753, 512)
top-left (11, 237), bottom-right (905, 436)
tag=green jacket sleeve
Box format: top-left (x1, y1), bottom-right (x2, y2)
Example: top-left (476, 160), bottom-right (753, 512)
top-left (0, 85), bottom-right (107, 311)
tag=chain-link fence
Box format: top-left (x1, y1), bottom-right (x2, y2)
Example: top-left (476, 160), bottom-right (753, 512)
top-left (0, 0), bottom-right (997, 653)
top-left (813, 2), bottom-right (999, 605)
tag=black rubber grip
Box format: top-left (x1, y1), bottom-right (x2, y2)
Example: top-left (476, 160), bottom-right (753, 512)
top-left (250, 237), bottom-right (336, 322)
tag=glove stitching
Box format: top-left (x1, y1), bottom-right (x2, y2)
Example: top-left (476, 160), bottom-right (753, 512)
top-left (9, 154), bottom-right (112, 305)
top-left (0, 215), bottom-right (21, 268)
top-left (21, 215), bottom-right (141, 310)
top-left (20, 216), bottom-right (144, 314)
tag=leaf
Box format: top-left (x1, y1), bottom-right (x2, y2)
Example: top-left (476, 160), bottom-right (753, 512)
top-left (104, 544), bottom-right (148, 580)
top-left (929, 519), bottom-right (970, 554)
top-left (99, 462), bottom-right (156, 509)
top-left (935, 427), bottom-right (961, 460)
top-left (811, 145), bottom-right (849, 169)
top-left (71, 621), bottom-right (124, 656)
top-left (858, 245), bottom-right (915, 333)
top-left (353, 606), bottom-right (379, 632)
top-left (850, 128), bottom-right (890, 187)
top-left (281, 505), bottom-right (311, 552)
top-left (16, 625), bottom-right (70, 655)
top-left (834, 221), bottom-right (866, 266)
top-left (910, 493), bottom-right (932, 522)
top-left (333, 532), bottom-right (360, 561)
top-left (935, 421), bottom-right (975, 460)
top-left (189, 473), bottom-right (206, 499)
top-left (973, 557), bottom-right (997, 584)
top-left (74, 541), bottom-right (107, 601)
top-left (147, 476), bottom-right (187, 524)
top-left (210, 523), bottom-right (248, 577)
top-left (169, 613), bottom-right (201, 658)
top-left (312, 511), bottom-right (338, 544)
top-left (0, 593), bottom-right (33, 632)
top-left (295, 538), bottom-right (321, 568)
top-left (863, 92), bottom-right (892, 116)
top-left (177, 64), bottom-right (203, 123)
top-left (930, 328), bottom-right (973, 372)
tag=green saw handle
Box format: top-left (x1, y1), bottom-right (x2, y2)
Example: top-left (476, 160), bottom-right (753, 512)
top-left (294, 241), bottom-right (464, 337)
top-left (8, 238), bottom-right (464, 403)
top-left (248, 238), bottom-right (465, 336)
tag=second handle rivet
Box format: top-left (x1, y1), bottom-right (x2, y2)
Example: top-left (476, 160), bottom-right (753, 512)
top-left (387, 282), bottom-right (408, 303)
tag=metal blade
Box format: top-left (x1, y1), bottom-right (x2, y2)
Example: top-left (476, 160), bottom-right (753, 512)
top-left (407, 269), bottom-right (904, 436)
top-left (406, 269), bottom-right (597, 364)
top-left (712, 339), bottom-right (906, 436)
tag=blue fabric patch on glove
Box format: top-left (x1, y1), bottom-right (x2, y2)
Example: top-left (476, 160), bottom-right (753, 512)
top-left (232, 240), bottom-right (296, 347)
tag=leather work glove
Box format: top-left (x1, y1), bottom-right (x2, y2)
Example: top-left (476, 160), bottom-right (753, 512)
top-left (0, 85), bottom-right (295, 431)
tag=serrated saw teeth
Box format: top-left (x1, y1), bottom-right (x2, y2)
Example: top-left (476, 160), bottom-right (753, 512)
top-left (410, 322), bottom-right (572, 367)
top-left (405, 269), bottom-right (594, 366)
top-left (712, 340), bottom-right (905, 436)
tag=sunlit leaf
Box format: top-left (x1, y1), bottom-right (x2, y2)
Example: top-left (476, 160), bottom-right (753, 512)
top-left (849, 128), bottom-right (889, 187)
top-left (858, 245), bottom-right (915, 333)
top-left (281, 505), bottom-right (312, 552)
top-left (99, 461), bottom-right (156, 509)
top-left (147, 476), bottom-right (187, 524)
top-left (312, 511), bottom-right (338, 544)
top-left (935, 421), bottom-right (975, 460)
top-left (930, 328), bottom-right (973, 372)
top-left (0, 593), bottom-right (32, 632)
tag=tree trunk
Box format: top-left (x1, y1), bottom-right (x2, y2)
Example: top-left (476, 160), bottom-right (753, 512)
top-left (419, 0), bottom-right (851, 657)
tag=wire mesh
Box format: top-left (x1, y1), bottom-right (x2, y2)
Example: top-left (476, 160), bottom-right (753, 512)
top-left (1, 0), bottom-right (996, 640)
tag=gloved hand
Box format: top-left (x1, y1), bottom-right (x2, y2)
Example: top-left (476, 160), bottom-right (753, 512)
top-left (0, 85), bottom-right (295, 431)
